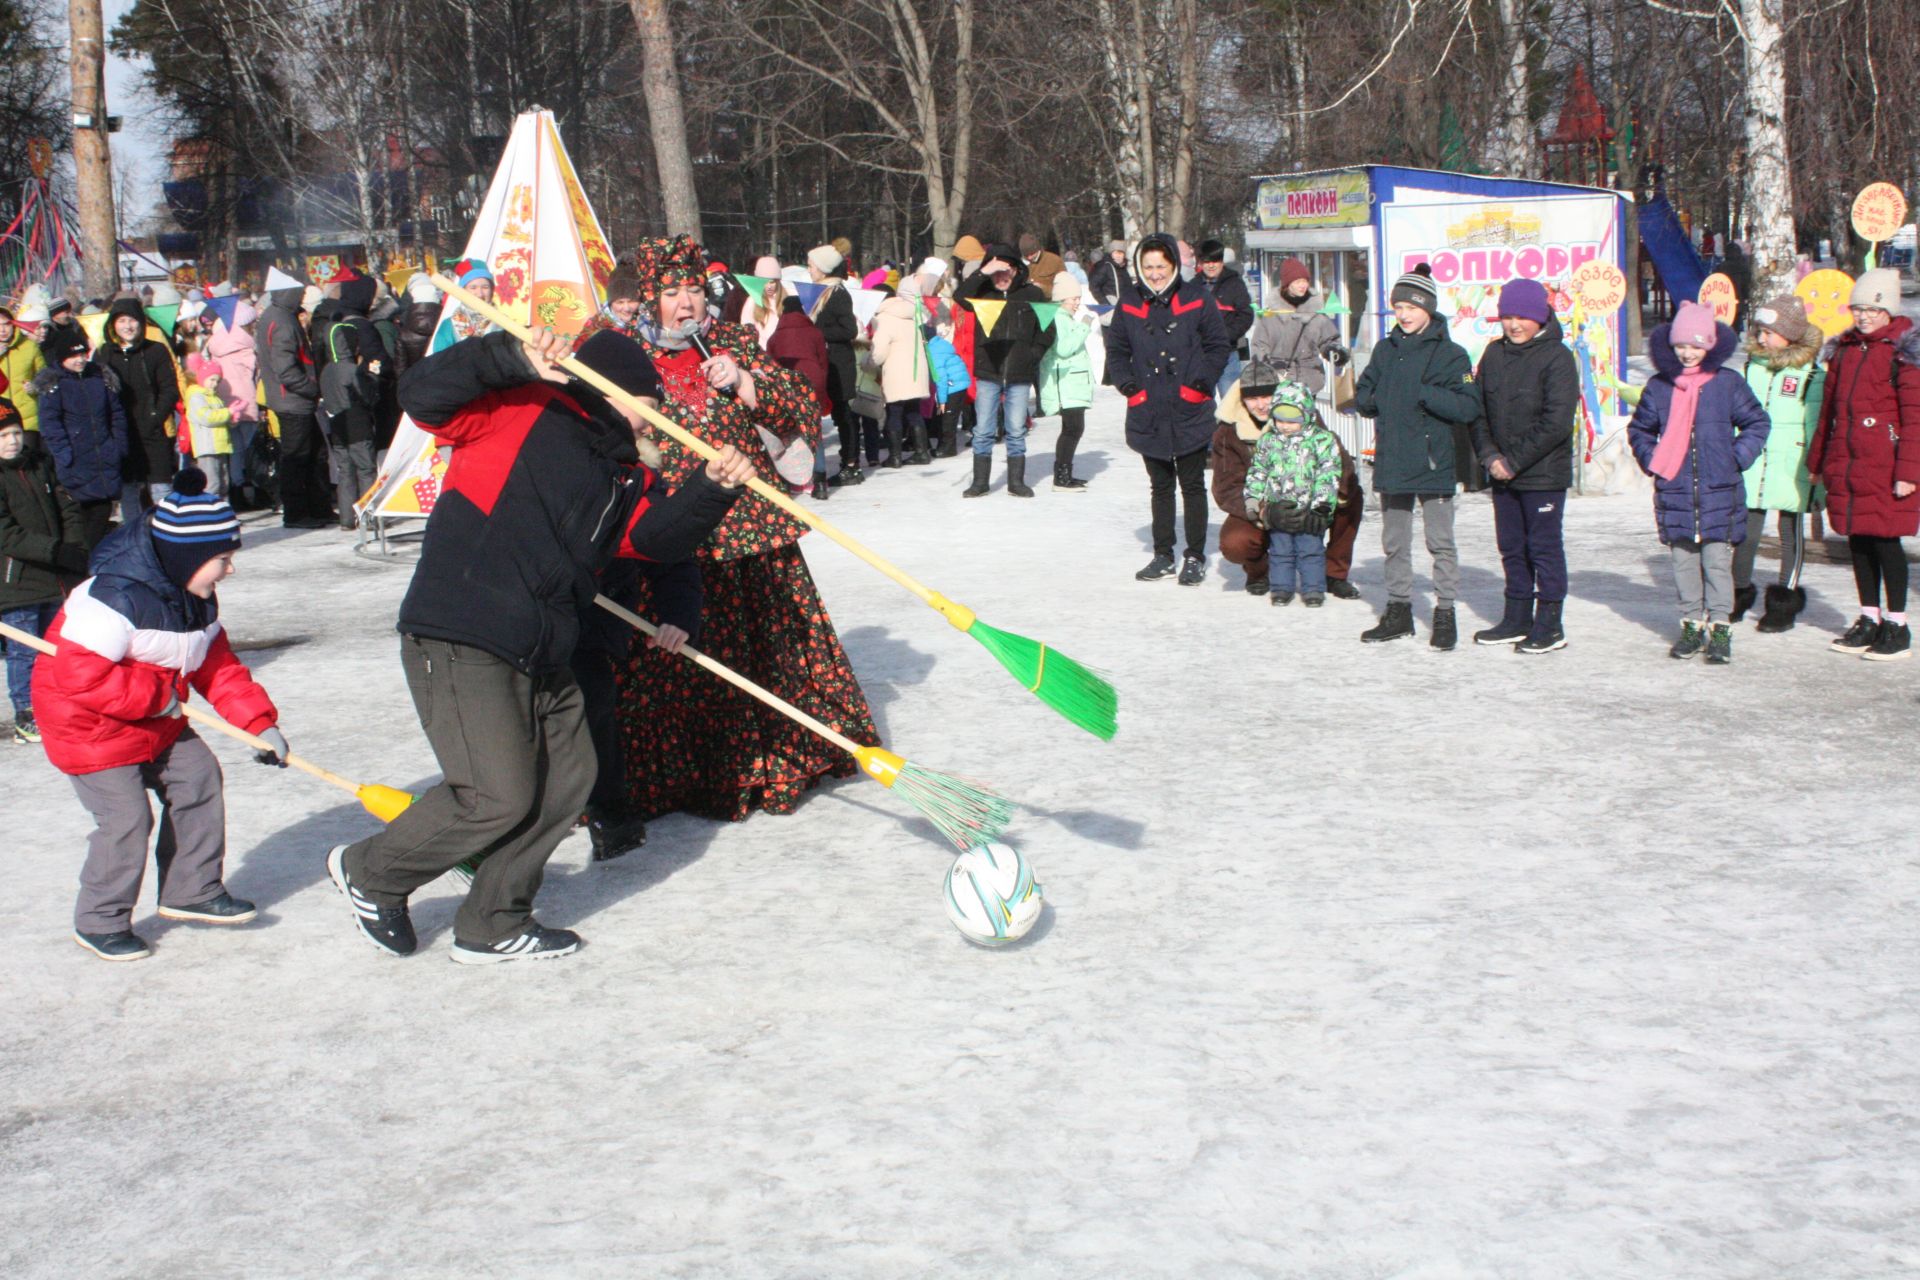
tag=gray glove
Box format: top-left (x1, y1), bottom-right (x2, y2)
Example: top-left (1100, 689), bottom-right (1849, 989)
top-left (158, 694), bottom-right (182, 719)
top-left (254, 727), bottom-right (290, 768)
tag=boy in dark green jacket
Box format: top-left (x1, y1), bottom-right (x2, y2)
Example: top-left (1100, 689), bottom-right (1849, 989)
top-left (1352, 266), bottom-right (1482, 649)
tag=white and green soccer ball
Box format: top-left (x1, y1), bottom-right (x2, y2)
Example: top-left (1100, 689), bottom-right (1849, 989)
top-left (944, 842), bottom-right (1043, 946)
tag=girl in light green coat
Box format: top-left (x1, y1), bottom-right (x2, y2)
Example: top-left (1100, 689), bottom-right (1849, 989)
top-left (1736, 294), bottom-right (1826, 632)
top-left (1036, 272), bottom-right (1095, 490)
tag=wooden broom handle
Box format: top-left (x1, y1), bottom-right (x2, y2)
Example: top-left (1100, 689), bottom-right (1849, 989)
top-left (428, 276), bottom-right (970, 628)
top-left (592, 594), bottom-right (862, 757)
top-left (0, 618), bottom-right (359, 798)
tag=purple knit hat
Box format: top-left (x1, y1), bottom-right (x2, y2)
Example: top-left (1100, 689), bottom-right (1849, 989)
top-left (1496, 278), bottom-right (1553, 325)
top-left (1671, 301), bottom-right (1717, 348)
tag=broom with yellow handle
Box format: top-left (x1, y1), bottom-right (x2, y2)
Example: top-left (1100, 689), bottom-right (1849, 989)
top-left (0, 619), bottom-right (415, 823)
top-left (592, 595), bottom-right (1011, 848)
top-left (428, 275), bottom-right (1117, 742)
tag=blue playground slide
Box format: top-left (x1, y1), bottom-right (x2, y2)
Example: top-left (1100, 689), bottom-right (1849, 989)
top-left (1638, 194), bottom-right (1707, 304)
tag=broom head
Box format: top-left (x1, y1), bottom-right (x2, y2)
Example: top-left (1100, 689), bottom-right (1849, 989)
top-left (857, 746), bottom-right (1014, 847)
top-left (967, 619), bottom-right (1118, 741)
top-left (357, 783), bottom-right (416, 823)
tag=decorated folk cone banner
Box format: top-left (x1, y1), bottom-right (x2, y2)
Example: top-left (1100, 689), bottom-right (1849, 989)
top-left (358, 109), bottom-right (617, 528)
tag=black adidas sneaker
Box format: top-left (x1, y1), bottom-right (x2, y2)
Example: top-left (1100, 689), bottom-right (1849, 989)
top-left (327, 844), bottom-right (417, 957)
top-left (449, 921), bottom-right (582, 966)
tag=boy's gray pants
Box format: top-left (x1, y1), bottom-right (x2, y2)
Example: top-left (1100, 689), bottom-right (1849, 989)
top-left (1669, 538), bottom-right (1734, 622)
top-left (69, 729), bottom-right (227, 933)
top-left (1380, 493), bottom-right (1458, 605)
top-left (343, 637), bottom-right (595, 946)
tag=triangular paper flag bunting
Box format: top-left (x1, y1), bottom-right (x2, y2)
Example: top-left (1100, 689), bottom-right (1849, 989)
top-left (793, 281), bottom-right (827, 313)
top-left (732, 273), bottom-right (774, 300)
top-left (264, 266), bottom-right (303, 292)
top-left (384, 265), bottom-right (416, 295)
top-left (847, 287), bottom-right (884, 330)
top-left (1030, 301), bottom-right (1060, 331)
top-left (204, 294), bottom-right (242, 329)
top-left (145, 304), bottom-right (180, 336)
top-left (970, 298), bottom-right (1006, 336)
top-left (78, 312), bottom-right (108, 346)
top-left (1321, 293), bottom-right (1350, 316)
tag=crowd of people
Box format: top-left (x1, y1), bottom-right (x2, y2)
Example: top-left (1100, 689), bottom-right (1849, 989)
top-left (4, 223), bottom-right (1917, 964)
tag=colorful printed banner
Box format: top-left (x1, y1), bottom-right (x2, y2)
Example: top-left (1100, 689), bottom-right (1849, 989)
top-left (1256, 169), bottom-right (1371, 231)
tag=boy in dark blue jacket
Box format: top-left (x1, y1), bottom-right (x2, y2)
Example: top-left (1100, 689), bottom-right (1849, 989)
top-left (34, 327), bottom-right (126, 548)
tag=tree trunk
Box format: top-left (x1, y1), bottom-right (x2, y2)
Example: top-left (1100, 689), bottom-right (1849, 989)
top-left (1486, 0), bottom-right (1535, 178)
top-left (1129, 0), bottom-right (1157, 229)
top-left (1164, 0), bottom-right (1198, 242)
top-left (1094, 0), bottom-right (1149, 239)
top-left (69, 0), bottom-right (118, 300)
top-left (1739, 0), bottom-right (1795, 298)
top-left (630, 0), bottom-right (703, 240)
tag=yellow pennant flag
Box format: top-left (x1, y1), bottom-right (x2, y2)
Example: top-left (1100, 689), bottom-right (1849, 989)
top-left (970, 298), bottom-right (1006, 337)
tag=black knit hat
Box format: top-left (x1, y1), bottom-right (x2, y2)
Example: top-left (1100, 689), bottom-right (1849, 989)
top-left (1197, 239), bottom-right (1228, 264)
top-left (42, 325), bottom-right (89, 365)
top-left (1239, 358), bottom-right (1280, 398)
top-left (1389, 263), bottom-right (1440, 315)
top-left (574, 329), bottom-right (662, 399)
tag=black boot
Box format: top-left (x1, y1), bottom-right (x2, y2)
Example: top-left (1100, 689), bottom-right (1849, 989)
top-left (587, 808), bottom-right (648, 862)
top-left (1054, 461), bottom-right (1087, 491)
top-left (1006, 456), bottom-right (1034, 498)
top-left (1429, 606), bottom-right (1458, 651)
top-left (1325, 578), bottom-right (1361, 600)
top-left (906, 421), bottom-right (932, 465)
top-left (837, 460), bottom-right (866, 486)
top-left (810, 470), bottom-right (830, 501)
top-left (1361, 601), bottom-right (1415, 643)
top-left (1730, 583), bottom-right (1758, 622)
top-left (1754, 585), bottom-right (1802, 633)
top-left (962, 453), bottom-right (992, 498)
top-left (1515, 599), bottom-right (1567, 653)
top-left (882, 419), bottom-right (906, 468)
top-left (1473, 595), bottom-right (1533, 646)
top-left (937, 422), bottom-right (959, 457)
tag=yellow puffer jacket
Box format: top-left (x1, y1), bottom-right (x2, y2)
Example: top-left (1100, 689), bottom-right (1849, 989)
top-left (0, 329), bottom-right (47, 431)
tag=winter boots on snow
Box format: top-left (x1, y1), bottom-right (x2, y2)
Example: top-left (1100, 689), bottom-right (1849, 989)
top-left (1006, 457), bottom-right (1034, 498)
top-left (906, 422), bottom-right (932, 466)
top-left (1515, 600), bottom-right (1566, 654)
top-left (1670, 620), bottom-right (1707, 660)
top-left (1474, 596), bottom-right (1532, 646)
top-left (1361, 601), bottom-right (1415, 643)
top-left (1136, 554), bottom-right (1177, 582)
top-left (1053, 461), bottom-right (1087, 491)
top-left (1428, 606), bottom-right (1458, 651)
top-left (962, 454), bottom-right (992, 498)
top-left (1754, 586), bottom-right (1805, 633)
top-left (1177, 554), bottom-right (1205, 586)
top-left (1730, 584), bottom-right (1758, 623)
top-left (1325, 578), bottom-right (1360, 600)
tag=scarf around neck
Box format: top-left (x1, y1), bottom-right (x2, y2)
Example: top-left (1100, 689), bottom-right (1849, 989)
top-left (1649, 367), bottom-right (1711, 481)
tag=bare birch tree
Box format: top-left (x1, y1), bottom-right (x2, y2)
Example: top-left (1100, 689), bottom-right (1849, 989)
top-left (631, 0), bottom-right (702, 239)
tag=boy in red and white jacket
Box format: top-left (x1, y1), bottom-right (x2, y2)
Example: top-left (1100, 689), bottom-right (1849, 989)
top-left (34, 468), bottom-right (286, 961)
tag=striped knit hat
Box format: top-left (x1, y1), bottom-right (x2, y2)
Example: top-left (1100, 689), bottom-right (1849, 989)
top-left (150, 468), bottom-right (241, 587)
top-left (1389, 263), bottom-right (1439, 315)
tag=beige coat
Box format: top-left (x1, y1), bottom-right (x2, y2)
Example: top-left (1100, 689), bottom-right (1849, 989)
top-left (868, 293), bottom-right (931, 403)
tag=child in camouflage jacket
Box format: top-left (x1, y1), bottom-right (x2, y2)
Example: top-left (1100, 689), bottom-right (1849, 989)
top-left (1244, 381), bottom-right (1343, 605)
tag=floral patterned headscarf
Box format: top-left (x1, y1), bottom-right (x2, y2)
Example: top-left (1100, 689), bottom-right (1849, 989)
top-left (631, 234), bottom-right (708, 303)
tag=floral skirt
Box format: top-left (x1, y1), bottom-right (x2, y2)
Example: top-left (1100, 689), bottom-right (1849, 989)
top-left (615, 544), bottom-right (878, 821)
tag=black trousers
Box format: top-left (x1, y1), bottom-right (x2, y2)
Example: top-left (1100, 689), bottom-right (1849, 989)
top-left (276, 410), bottom-right (331, 523)
top-left (1848, 534), bottom-right (1909, 612)
top-left (74, 498), bottom-right (114, 550)
top-left (345, 637), bottom-right (596, 945)
top-left (569, 642), bottom-right (628, 816)
top-left (1143, 447), bottom-right (1209, 558)
top-left (1057, 407), bottom-right (1086, 467)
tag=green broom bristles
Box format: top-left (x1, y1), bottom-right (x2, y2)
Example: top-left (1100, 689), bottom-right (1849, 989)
top-left (968, 619), bottom-right (1119, 741)
top-left (893, 761), bottom-right (1016, 849)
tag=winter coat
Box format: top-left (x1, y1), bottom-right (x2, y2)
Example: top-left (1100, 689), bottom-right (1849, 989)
top-left (93, 298), bottom-right (182, 485)
top-left (320, 281), bottom-right (389, 445)
top-left (1739, 331), bottom-right (1826, 514)
top-left (1209, 383), bottom-right (1265, 517)
top-left (1353, 315), bottom-right (1481, 496)
top-left (0, 442), bottom-right (86, 609)
top-left (1089, 256), bottom-right (1131, 306)
top-left (1469, 317), bottom-right (1579, 492)
top-left (395, 301), bottom-right (439, 377)
top-left (1805, 315), bottom-right (1920, 538)
top-left (1036, 310), bottom-right (1094, 415)
top-left (765, 303), bottom-right (831, 414)
top-left (955, 261), bottom-right (1054, 384)
top-left (868, 294), bottom-right (931, 404)
top-left (182, 383), bottom-right (233, 458)
top-left (31, 518), bottom-right (278, 776)
top-left (394, 329), bottom-right (742, 675)
top-left (204, 316), bottom-right (260, 424)
top-left (1023, 249), bottom-right (1066, 298)
top-left (1199, 268), bottom-right (1255, 348)
top-left (0, 329), bottom-right (46, 433)
top-left (808, 279), bottom-right (859, 406)
top-left (1245, 421), bottom-right (1343, 521)
top-left (35, 363), bottom-right (128, 503)
top-left (1626, 322), bottom-right (1772, 544)
top-left (928, 335), bottom-right (971, 403)
top-left (254, 290), bottom-right (320, 414)
top-left (1248, 295), bottom-right (1343, 396)
top-left (1104, 233), bottom-right (1230, 460)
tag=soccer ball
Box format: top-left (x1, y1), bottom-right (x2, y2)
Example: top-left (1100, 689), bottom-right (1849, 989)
top-left (944, 842), bottom-right (1043, 946)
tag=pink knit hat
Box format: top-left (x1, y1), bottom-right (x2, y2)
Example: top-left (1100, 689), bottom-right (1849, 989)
top-left (1670, 301), bottom-right (1717, 348)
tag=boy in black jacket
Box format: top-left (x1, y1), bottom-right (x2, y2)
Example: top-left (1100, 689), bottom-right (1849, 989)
top-left (0, 404), bottom-right (88, 742)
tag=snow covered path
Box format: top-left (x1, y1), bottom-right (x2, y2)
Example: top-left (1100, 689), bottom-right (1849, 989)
top-left (5, 387), bottom-right (1918, 1278)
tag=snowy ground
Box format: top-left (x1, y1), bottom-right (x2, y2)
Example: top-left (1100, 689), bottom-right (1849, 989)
top-left (5, 384), bottom-right (1920, 1279)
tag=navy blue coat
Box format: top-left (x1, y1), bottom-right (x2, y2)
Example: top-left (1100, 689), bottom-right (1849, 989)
top-left (1105, 240), bottom-right (1231, 460)
top-left (1628, 322), bottom-right (1771, 544)
top-left (36, 364), bottom-right (128, 502)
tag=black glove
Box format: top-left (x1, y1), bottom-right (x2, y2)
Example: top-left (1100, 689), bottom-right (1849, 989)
top-left (1263, 499), bottom-right (1303, 533)
top-left (54, 543), bottom-right (90, 575)
top-left (1117, 382), bottom-right (1141, 399)
top-left (1328, 346), bottom-right (1350, 368)
top-left (1301, 506), bottom-right (1333, 536)
top-left (253, 727), bottom-right (290, 768)
top-left (1185, 378), bottom-right (1211, 395)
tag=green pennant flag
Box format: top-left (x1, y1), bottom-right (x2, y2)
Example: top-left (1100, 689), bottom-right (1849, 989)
top-left (732, 273), bottom-right (774, 300)
top-left (1030, 301), bottom-right (1061, 331)
top-left (1320, 293), bottom-right (1350, 316)
top-left (146, 304), bottom-right (180, 335)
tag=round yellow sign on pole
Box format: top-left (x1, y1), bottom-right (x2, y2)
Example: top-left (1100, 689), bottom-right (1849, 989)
top-left (1851, 183), bottom-right (1908, 245)
top-left (1698, 273), bottom-right (1739, 326)
top-left (1570, 261), bottom-right (1627, 315)
top-left (1794, 269), bottom-right (1856, 339)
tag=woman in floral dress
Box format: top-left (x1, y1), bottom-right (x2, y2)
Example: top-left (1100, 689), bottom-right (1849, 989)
top-left (615, 234), bottom-right (879, 820)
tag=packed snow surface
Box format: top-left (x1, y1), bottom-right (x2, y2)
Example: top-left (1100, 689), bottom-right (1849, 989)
top-left (5, 385), bottom-right (1917, 1278)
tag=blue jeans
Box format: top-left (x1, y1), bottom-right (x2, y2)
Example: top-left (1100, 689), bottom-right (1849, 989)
top-left (973, 379), bottom-right (1030, 458)
top-left (1216, 350), bottom-right (1243, 398)
top-left (2, 601), bottom-right (57, 714)
top-left (1270, 530), bottom-right (1327, 595)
